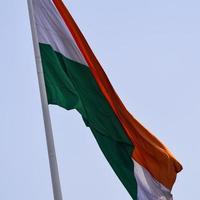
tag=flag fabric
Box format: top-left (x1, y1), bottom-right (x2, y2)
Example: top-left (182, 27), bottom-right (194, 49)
top-left (31, 0), bottom-right (182, 199)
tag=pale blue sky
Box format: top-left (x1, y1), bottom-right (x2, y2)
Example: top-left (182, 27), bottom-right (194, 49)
top-left (0, 0), bottom-right (200, 199)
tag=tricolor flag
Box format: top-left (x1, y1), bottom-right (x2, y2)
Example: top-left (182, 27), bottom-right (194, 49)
top-left (30, 0), bottom-right (182, 199)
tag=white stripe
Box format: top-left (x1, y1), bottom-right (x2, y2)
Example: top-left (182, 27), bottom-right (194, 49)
top-left (133, 160), bottom-right (173, 200)
top-left (32, 0), bottom-right (87, 65)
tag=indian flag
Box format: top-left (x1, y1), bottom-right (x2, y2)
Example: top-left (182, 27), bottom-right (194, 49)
top-left (30, 0), bottom-right (182, 199)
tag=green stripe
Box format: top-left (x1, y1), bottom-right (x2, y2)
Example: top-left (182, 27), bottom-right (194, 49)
top-left (39, 43), bottom-right (137, 199)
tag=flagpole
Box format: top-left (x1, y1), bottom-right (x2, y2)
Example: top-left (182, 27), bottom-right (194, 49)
top-left (27, 1), bottom-right (63, 200)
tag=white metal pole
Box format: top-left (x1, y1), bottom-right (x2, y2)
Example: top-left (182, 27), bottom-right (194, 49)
top-left (27, 0), bottom-right (63, 200)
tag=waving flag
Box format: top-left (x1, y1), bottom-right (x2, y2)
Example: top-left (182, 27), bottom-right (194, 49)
top-left (31, 0), bottom-right (182, 199)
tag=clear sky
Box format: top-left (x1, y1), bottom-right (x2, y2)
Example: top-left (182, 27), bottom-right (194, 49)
top-left (0, 0), bottom-right (199, 199)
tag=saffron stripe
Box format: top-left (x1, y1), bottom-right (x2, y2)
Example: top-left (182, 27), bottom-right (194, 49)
top-left (52, 0), bottom-right (182, 189)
